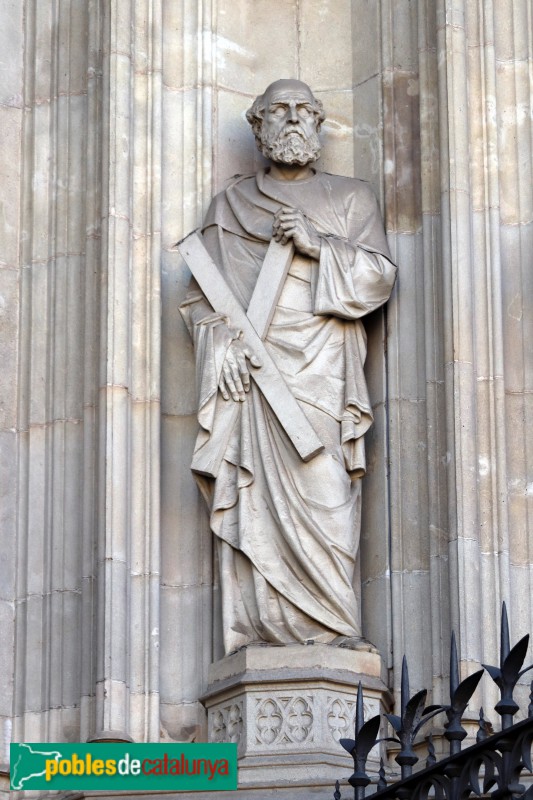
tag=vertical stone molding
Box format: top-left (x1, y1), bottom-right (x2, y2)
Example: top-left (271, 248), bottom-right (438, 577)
top-left (2, 1), bottom-right (531, 785)
top-left (7, 0), bottom-right (102, 747)
top-left (0, 0), bottom-right (24, 765)
top-left (351, 0), bottom-right (392, 677)
top-left (159, 0), bottom-right (216, 743)
top-left (6, 0), bottom-right (162, 750)
top-left (437, 0), bottom-right (533, 713)
top-left (95, 0), bottom-right (162, 743)
top-left (380, 0), bottom-right (451, 702)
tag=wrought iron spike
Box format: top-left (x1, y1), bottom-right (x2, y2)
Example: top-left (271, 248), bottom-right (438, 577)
top-left (477, 707), bottom-right (487, 743)
top-left (445, 663), bottom-right (483, 755)
top-left (343, 682), bottom-right (378, 800)
top-left (401, 655), bottom-right (410, 719)
top-left (334, 779), bottom-right (341, 800)
top-left (483, 603), bottom-right (532, 727)
top-left (334, 607), bottom-right (533, 800)
top-left (377, 758), bottom-right (387, 791)
top-left (501, 601), bottom-right (510, 664)
top-left (356, 681), bottom-right (364, 735)
top-left (476, 706), bottom-right (494, 742)
top-left (450, 631), bottom-right (459, 695)
top-left (426, 733), bottom-right (436, 767)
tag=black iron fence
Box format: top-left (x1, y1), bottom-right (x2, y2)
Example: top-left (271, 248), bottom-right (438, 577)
top-left (333, 604), bottom-right (533, 800)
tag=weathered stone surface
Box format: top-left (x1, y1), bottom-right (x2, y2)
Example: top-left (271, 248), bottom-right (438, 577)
top-left (0, 106), bottom-right (22, 268)
top-left (216, 0), bottom-right (298, 95)
top-left (203, 644), bottom-right (389, 786)
top-left (300, 0), bottom-right (352, 90)
top-left (0, 1), bottom-right (531, 793)
top-left (383, 70), bottom-right (422, 233)
top-left (0, 0), bottom-right (23, 107)
top-left (160, 414), bottom-right (211, 585)
top-left (0, 270), bottom-right (19, 431)
top-left (352, 75), bottom-right (382, 188)
top-left (181, 79), bottom-right (396, 655)
top-left (351, 1), bottom-right (380, 86)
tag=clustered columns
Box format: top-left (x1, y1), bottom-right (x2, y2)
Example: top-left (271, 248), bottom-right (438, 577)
top-left (0, 0), bottom-right (531, 785)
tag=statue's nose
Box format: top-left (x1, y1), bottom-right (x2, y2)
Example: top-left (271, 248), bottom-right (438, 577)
top-left (288, 102), bottom-right (299, 122)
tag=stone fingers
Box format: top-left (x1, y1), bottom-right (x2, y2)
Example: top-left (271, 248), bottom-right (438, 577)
top-left (219, 343), bottom-right (261, 401)
top-left (222, 354), bottom-right (246, 401)
top-left (278, 225), bottom-right (298, 245)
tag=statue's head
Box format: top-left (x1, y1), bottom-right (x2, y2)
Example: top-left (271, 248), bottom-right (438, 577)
top-left (246, 79), bottom-right (325, 166)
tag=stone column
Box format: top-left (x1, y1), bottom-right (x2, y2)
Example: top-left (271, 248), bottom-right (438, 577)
top-left (3, 0), bottom-right (162, 753)
top-left (0, 0), bottom-right (25, 770)
top-left (437, 0), bottom-right (533, 713)
top-left (377, 0), bottom-right (452, 705)
top-left (94, 0), bottom-right (162, 743)
top-left (7, 0), bottom-right (102, 747)
top-left (352, 0), bottom-right (394, 677)
top-left (159, 0), bottom-right (216, 743)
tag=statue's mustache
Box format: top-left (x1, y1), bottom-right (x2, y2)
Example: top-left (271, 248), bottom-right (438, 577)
top-left (280, 125), bottom-right (305, 138)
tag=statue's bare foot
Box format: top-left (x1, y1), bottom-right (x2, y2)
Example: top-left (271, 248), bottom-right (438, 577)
top-left (331, 635), bottom-right (379, 654)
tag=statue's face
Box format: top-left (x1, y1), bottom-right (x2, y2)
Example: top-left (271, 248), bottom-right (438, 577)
top-left (258, 84), bottom-right (321, 166)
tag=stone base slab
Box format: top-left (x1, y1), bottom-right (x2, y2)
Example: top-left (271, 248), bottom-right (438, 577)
top-left (201, 643), bottom-right (392, 788)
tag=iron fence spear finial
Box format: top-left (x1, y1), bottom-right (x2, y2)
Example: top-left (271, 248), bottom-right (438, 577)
top-left (483, 603), bottom-right (533, 729)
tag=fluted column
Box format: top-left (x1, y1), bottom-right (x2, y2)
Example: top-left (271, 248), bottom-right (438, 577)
top-left (380, 0), bottom-right (452, 701)
top-left (159, 0), bottom-right (217, 743)
top-left (5, 0), bottom-right (162, 750)
top-left (0, 0), bottom-right (25, 767)
top-left (94, 0), bottom-right (162, 742)
top-left (8, 0), bottom-right (101, 745)
top-left (438, 0), bottom-right (533, 712)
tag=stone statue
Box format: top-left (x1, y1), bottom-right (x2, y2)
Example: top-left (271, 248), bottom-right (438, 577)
top-left (179, 79), bottom-right (396, 656)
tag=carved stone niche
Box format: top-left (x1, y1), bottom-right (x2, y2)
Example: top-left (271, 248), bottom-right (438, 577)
top-left (201, 644), bottom-right (391, 788)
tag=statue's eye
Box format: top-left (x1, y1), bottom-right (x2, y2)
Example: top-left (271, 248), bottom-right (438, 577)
top-left (269, 105), bottom-right (286, 117)
top-left (298, 106), bottom-right (312, 117)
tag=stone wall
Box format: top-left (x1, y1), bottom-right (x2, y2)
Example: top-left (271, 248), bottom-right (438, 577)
top-left (1, 0), bottom-right (532, 779)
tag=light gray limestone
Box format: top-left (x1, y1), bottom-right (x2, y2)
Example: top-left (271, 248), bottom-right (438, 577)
top-left (179, 79), bottom-right (396, 653)
top-left (438, 0), bottom-right (533, 717)
top-left (216, 1), bottom-right (298, 96)
top-left (299, 0), bottom-right (353, 90)
top-left (203, 645), bottom-right (390, 787)
top-left (0, 0), bottom-right (531, 796)
top-left (0, 106), bottom-right (22, 269)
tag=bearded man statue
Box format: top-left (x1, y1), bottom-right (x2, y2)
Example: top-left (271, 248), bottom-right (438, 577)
top-left (180, 79), bottom-right (396, 656)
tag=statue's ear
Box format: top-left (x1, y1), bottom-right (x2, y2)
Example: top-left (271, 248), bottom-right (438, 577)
top-left (245, 96), bottom-right (265, 139)
top-left (314, 98), bottom-right (326, 131)
top-left (251, 121), bottom-right (263, 140)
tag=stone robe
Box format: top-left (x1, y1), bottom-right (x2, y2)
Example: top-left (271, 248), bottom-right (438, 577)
top-left (180, 169), bottom-right (396, 654)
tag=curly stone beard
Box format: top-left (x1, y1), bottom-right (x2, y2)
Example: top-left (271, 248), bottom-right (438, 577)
top-left (258, 125), bottom-right (321, 166)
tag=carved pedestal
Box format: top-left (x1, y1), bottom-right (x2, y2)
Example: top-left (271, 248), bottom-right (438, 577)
top-left (201, 643), bottom-right (391, 789)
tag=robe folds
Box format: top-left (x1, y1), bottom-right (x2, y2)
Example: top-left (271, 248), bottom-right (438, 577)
top-left (180, 168), bottom-right (396, 654)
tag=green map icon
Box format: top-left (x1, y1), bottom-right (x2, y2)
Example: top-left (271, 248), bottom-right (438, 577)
top-left (11, 743), bottom-right (63, 790)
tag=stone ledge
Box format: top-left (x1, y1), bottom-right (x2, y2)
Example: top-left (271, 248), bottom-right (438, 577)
top-left (206, 642), bottom-right (386, 684)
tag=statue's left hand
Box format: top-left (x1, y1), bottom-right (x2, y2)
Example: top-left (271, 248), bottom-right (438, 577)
top-left (272, 207), bottom-right (321, 259)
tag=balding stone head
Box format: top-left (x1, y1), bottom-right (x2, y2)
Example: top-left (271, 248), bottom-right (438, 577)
top-left (246, 79), bottom-right (325, 166)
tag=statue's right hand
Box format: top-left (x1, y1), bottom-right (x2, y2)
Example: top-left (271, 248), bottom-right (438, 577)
top-left (219, 338), bottom-right (262, 401)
